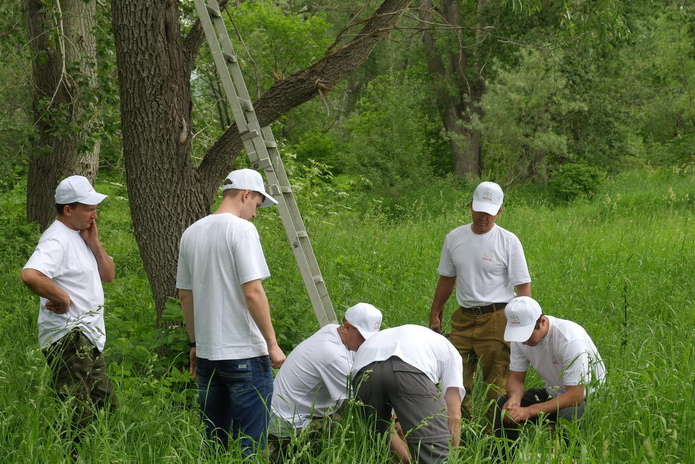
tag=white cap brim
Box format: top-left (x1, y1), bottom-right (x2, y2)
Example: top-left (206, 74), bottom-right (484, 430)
top-left (504, 324), bottom-right (535, 343)
top-left (472, 199), bottom-right (501, 216)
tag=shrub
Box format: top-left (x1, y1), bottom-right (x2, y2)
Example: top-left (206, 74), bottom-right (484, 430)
top-left (548, 163), bottom-right (604, 202)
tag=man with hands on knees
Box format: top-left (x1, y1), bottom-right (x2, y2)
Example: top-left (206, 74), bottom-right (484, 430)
top-left (177, 169), bottom-right (286, 458)
top-left (493, 296), bottom-right (606, 455)
top-left (22, 175), bottom-right (117, 437)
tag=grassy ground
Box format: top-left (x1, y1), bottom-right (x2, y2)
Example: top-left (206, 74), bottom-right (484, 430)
top-left (1, 167), bottom-right (693, 462)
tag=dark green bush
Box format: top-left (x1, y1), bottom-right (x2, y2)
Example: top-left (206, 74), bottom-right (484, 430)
top-left (548, 163), bottom-right (604, 202)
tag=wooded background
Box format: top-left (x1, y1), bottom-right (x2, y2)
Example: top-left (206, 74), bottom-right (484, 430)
top-left (3, 0), bottom-right (693, 319)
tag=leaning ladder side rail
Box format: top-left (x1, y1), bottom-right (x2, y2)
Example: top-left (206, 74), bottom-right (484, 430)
top-left (193, 0), bottom-right (337, 326)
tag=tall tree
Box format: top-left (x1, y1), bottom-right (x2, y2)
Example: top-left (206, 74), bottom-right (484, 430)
top-left (419, 0), bottom-right (488, 179)
top-left (22, 0), bottom-right (101, 230)
top-left (111, 0), bottom-right (412, 318)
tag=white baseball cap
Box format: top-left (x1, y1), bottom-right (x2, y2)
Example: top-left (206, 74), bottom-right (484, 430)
top-left (504, 296), bottom-right (543, 342)
top-left (345, 303), bottom-right (382, 340)
top-left (55, 175), bottom-right (108, 205)
top-left (472, 181), bottom-right (504, 216)
top-left (222, 169), bottom-right (278, 207)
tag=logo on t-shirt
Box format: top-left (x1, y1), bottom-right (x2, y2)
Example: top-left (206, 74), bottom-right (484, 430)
top-left (482, 250), bottom-right (494, 262)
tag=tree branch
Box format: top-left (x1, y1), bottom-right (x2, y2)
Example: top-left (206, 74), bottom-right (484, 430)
top-left (196, 0), bottom-right (411, 185)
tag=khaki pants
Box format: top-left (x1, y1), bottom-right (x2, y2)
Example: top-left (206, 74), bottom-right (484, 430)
top-left (448, 308), bottom-right (509, 415)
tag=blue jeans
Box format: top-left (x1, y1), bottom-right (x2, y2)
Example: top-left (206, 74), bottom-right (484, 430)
top-left (196, 355), bottom-right (274, 456)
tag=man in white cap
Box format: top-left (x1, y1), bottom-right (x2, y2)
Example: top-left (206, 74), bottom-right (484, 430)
top-left (268, 303), bottom-right (382, 457)
top-left (21, 175), bottom-right (117, 432)
top-left (351, 324), bottom-right (465, 464)
top-left (429, 181), bottom-right (531, 416)
top-left (176, 168), bottom-right (285, 457)
top-left (493, 296), bottom-right (605, 451)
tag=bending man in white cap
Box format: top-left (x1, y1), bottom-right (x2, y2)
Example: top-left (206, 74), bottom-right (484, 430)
top-left (351, 324), bottom-right (465, 464)
top-left (493, 296), bottom-right (606, 456)
top-left (268, 303), bottom-right (382, 458)
top-left (22, 175), bottom-right (117, 436)
top-left (429, 181), bottom-right (531, 416)
top-left (177, 169), bottom-right (285, 457)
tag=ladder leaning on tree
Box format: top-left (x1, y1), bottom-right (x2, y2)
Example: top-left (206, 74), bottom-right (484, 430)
top-left (192, 0), bottom-right (337, 327)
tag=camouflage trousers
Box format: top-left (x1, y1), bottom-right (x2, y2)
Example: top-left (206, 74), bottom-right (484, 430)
top-left (42, 329), bottom-right (117, 430)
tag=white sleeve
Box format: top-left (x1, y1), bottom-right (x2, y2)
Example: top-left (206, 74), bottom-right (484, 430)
top-left (24, 237), bottom-right (64, 279)
top-left (509, 342), bottom-right (530, 372)
top-left (319, 353), bottom-right (353, 406)
top-left (559, 339), bottom-right (592, 386)
top-left (437, 234), bottom-right (456, 277)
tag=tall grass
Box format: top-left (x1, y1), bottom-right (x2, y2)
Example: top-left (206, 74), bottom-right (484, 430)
top-left (1, 168), bottom-right (693, 462)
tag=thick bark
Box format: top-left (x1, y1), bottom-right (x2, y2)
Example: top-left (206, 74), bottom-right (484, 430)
top-left (111, 0), bottom-right (208, 317)
top-left (419, 0), bottom-right (486, 179)
top-left (23, 0), bottom-right (101, 230)
top-left (112, 0), bottom-right (410, 318)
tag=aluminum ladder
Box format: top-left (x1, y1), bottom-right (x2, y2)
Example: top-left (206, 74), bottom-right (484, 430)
top-left (193, 0), bottom-right (337, 326)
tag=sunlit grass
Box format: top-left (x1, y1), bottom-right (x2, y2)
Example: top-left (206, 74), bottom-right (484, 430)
top-left (1, 168), bottom-right (693, 462)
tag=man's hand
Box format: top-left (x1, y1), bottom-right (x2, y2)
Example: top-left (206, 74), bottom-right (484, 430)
top-left (189, 347), bottom-right (197, 380)
top-left (503, 405), bottom-right (533, 423)
top-left (429, 314), bottom-right (443, 333)
top-left (80, 219), bottom-right (100, 247)
top-left (268, 344), bottom-right (286, 369)
top-left (45, 298), bottom-right (70, 314)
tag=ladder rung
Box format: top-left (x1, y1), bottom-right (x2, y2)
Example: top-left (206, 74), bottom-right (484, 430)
top-left (296, 230), bottom-right (308, 238)
top-left (239, 129), bottom-right (259, 141)
top-left (313, 275), bottom-right (324, 284)
top-left (239, 98), bottom-right (254, 112)
top-left (267, 184), bottom-right (282, 196)
top-left (280, 186), bottom-right (292, 193)
top-left (252, 158), bottom-right (272, 170)
top-left (264, 139), bottom-right (277, 148)
top-left (222, 51), bottom-right (237, 63)
top-left (205, 4), bottom-right (221, 18)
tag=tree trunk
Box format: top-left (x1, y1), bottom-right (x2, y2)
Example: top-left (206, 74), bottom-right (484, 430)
top-left (23, 0), bottom-right (101, 230)
top-left (419, 0), bottom-right (486, 179)
top-left (112, 0), bottom-right (411, 319)
top-left (111, 0), bottom-right (209, 318)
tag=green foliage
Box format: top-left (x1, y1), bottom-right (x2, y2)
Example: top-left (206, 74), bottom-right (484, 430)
top-left (2, 168), bottom-right (695, 461)
top-left (0, 1), bottom-right (32, 190)
top-left (339, 68), bottom-right (445, 210)
top-left (548, 163), bottom-right (604, 202)
top-left (225, 0), bottom-right (332, 97)
top-left (477, 46), bottom-right (585, 183)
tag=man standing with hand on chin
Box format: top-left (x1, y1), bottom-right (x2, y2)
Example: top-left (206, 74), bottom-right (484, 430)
top-left (177, 168), bottom-right (286, 457)
top-left (22, 175), bottom-right (117, 435)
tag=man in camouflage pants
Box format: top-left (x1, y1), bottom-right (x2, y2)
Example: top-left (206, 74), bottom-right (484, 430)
top-left (22, 176), bottom-right (117, 436)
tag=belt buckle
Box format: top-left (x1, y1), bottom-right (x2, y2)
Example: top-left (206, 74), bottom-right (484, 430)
top-left (470, 306), bottom-right (484, 317)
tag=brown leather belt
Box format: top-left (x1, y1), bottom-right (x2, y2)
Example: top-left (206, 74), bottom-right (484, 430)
top-left (460, 302), bottom-right (507, 316)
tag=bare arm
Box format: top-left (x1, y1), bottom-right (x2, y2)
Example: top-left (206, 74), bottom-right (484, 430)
top-left (505, 383), bottom-right (585, 423)
top-left (81, 221), bottom-right (115, 283)
top-left (515, 282), bottom-right (531, 298)
top-left (444, 386), bottom-right (462, 447)
top-left (21, 268), bottom-right (71, 314)
top-left (179, 289), bottom-right (197, 379)
top-left (429, 275), bottom-right (456, 333)
top-left (502, 370), bottom-right (527, 411)
top-left (242, 279), bottom-right (286, 368)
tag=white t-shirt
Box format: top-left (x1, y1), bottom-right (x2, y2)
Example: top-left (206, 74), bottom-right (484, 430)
top-left (351, 325), bottom-right (465, 401)
top-left (24, 220), bottom-right (106, 351)
top-left (438, 224), bottom-right (530, 307)
top-left (176, 213), bottom-right (271, 360)
top-left (269, 324), bottom-right (353, 436)
top-left (510, 316), bottom-right (606, 398)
